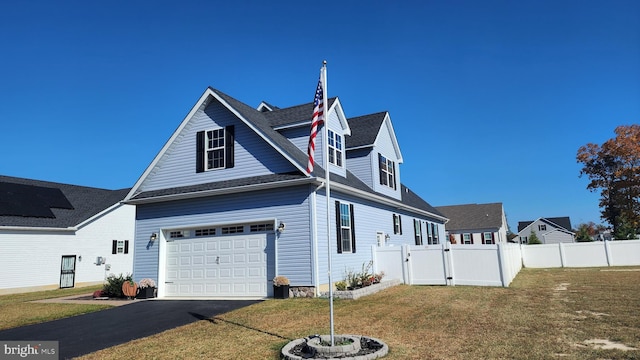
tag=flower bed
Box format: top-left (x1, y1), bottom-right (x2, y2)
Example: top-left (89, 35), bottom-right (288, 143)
top-left (321, 279), bottom-right (401, 300)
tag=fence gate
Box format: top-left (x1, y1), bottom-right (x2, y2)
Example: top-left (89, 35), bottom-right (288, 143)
top-left (60, 255), bottom-right (76, 288)
top-left (406, 243), bottom-right (451, 285)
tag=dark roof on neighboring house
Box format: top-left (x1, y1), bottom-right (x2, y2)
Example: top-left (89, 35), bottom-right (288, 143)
top-left (345, 112), bottom-right (387, 148)
top-left (435, 203), bottom-right (504, 231)
top-left (517, 217), bottom-right (573, 232)
top-left (0, 175), bottom-right (130, 229)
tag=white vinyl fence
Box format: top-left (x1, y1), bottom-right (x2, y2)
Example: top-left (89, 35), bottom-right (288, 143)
top-left (372, 242), bottom-right (523, 287)
top-left (521, 239), bottom-right (640, 268)
top-left (373, 240), bottom-right (640, 288)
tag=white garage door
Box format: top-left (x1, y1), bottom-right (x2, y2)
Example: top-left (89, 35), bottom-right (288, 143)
top-left (165, 234), bottom-right (267, 298)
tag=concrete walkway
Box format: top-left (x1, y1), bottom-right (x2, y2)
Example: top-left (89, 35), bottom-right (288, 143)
top-left (0, 297), bottom-right (260, 359)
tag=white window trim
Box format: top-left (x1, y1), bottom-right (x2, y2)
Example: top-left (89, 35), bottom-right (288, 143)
top-left (328, 129), bottom-right (343, 167)
top-left (206, 128), bottom-right (226, 170)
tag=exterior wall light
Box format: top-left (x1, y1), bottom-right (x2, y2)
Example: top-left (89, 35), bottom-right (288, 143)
top-left (277, 222), bottom-right (286, 233)
top-left (150, 233), bottom-right (158, 242)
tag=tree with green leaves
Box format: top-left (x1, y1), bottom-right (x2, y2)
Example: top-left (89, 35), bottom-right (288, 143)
top-left (577, 125), bottom-right (640, 238)
top-left (528, 230), bottom-right (542, 244)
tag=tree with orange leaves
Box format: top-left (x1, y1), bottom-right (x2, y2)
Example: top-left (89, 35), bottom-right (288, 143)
top-left (577, 125), bottom-right (640, 239)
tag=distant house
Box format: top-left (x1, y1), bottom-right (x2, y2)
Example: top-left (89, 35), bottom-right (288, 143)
top-left (124, 86), bottom-right (447, 299)
top-left (436, 203), bottom-right (508, 245)
top-left (517, 217), bottom-right (575, 244)
top-left (0, 176), bottom-right (134, 295)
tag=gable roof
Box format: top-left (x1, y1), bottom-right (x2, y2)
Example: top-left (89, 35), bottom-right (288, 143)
top-left (517, 217), bottom-right (572, 233)
top-left (125, 87), bottom-right (446, 222)
top-left (435, 203), bottom-right (504, 231)
top-left (0, 175), bottom-right (130, 230)
top-left (345, 112), bottom-right (386, 148)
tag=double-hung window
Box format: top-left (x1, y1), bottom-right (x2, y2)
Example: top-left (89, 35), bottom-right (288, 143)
top-left (393, 214), bottom-right (402, 235)
top-left (196, 126), bottom-right (235, 172)
top-left (327, 130), bottom-right (343, 167)
top-left (378, 153), bottom-right (396, 189)
top-left (335, 201), bottom-right (356, 253)
top-left (463, 233), bottom-right (472, 244)
top-left (431, 223), bottom-right (439, 245)
top-left (538, 224), bottom-right (547, 231)
top-left (112, 240), bottom-right (129, 254)
top-left (414, 219), bottom-right (423, 245)
top-left (483, 232), bottom-right (494, 244)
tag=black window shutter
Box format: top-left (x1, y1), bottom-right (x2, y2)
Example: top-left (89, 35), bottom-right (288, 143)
top-left (335, 201), bottom-right (342, 253)
top-left (225, 125), bottom-right (235, 169)
top-left (124, 240), bottom-right (129, 254)
top-left (393, 214), bottom-right (397, 234)
top-left (196, 131), bottom-right (205, 173)
top-left (378, 153), bottom-right (384, 185)
top-left (350, 204), bottom-right (356, 253)
top-left (399, 215), bottom-right (402, 235)
top-left (112, 240), bottom-right (117, 255)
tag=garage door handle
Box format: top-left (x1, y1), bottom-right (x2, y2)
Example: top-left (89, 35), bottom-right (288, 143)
top-left (165, 282), bottom-right (173, 284)
top-left (216, 256), bottom-right (220, 264)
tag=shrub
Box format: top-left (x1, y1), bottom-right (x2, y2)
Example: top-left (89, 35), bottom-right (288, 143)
top-left (335, 281), bottom-right (347, 291)
top-left (102, 273), bottom-right (133, 298)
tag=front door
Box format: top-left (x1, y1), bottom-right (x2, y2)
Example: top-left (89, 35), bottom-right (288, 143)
top-left (60, 255), bottom-right (76, 288)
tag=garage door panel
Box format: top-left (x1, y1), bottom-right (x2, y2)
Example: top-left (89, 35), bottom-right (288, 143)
top-left (165, 233), bottom-right (268, 298)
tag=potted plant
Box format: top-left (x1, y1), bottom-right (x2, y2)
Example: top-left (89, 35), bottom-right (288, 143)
top-left (273, 275), bottom-right (290, 299)
top-left (136, 278), bottom-right (156, 299)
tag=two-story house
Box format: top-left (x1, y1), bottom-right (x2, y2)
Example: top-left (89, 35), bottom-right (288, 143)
top-left (517, 217), bottom-right (575, 244)
top-left (436, 203), bottom-right (508, 245)
top-left (124, 86), bottom-right (447, 299)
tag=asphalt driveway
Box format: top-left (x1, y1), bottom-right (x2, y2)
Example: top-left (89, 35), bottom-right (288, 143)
top-left (0, 299), bottom-right (260, 359)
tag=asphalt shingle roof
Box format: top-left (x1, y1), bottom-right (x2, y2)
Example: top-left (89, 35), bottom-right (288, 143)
top-left (517, 217), bottom-right (573, 232)
top-left (0, 175), bottom-right (130, 229)
top-left (132, 89), bottom-right (444, 220)
top-left (345, 112), bottom-right (387, 148)
top-left (435, 203), bottom-right (504, 231)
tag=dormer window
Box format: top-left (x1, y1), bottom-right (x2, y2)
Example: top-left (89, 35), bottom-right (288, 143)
top-left (196, 126), bottom-right (235, 172)
top-left (378, 153), bottom-right (396, 189)
top-left (327, 130), bottom-right (343, 167)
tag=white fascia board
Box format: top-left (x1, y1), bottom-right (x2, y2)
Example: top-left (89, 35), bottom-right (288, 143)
top-left (75, 202), bottom-right (123, 230)
top-left (375, 112), bottom-right (403, 163)
top-left (329, 181), bottom-right (448, 223)
top-left (211, 92), bottom-right (308, 175)
top-left (0, 226), bottom-right (76, 232)
top-left (125, 88), bottom-right (215, 202)
top-left (125, 177), bottom-right (316, 205)
top-left (330, 98), bottom-right (351, 136)
top-left (273, 120), bottom-right (311, 131)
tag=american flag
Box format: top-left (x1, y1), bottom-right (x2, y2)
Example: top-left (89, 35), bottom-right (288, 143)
top-left (306, 72), bottom-right (325, 175)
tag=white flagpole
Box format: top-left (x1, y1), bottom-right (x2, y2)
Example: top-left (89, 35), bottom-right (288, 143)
top-left (321, 60), bottom-right (335, 346)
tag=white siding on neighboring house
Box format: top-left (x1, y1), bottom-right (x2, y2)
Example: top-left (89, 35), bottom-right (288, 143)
top-left (0, 204), bottom-right (135, 294)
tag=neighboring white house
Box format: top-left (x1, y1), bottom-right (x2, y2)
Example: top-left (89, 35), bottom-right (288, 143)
top-left (436, 203), bottom-right (509, 245)
top-left (0, 176), bottom-right (135, 295)
top-left (517, 217), bottom-right (575, 244)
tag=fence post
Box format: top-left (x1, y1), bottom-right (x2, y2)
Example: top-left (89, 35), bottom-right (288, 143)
top-left (497, 243), bottom-right (507, 287)
top-left (559, 243), bottom-right (566, 267)
top-left (371, 245), bottom-right (378, 274)
top-left (604, 240), bottom-right (613, 266)
top-left (401, 244), bottom-right (411, 285)
top-left (445, 241), bottom-right (455, 286)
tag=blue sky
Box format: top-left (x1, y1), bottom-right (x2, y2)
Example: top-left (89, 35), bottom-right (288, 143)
top-left (1, 1), bottom-right (638, 232)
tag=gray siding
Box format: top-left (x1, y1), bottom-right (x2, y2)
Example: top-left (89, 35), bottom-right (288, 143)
top-left (346, 148), bottom-right (374, 187)
top-left (138, 100), bottom-right (298, 193)
top-left (133, 186), bottom-right (313, 285)
top-left (314, 188), bottom-right (446, 284)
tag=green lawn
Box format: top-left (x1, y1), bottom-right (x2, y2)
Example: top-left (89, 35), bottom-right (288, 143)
top-left (2, 269), bottom-right (638, 359)
top-left (0, 285), bottom-right (110, 330)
